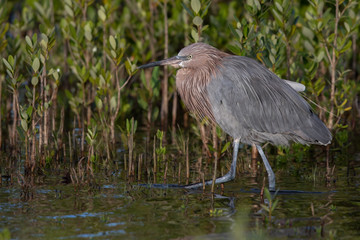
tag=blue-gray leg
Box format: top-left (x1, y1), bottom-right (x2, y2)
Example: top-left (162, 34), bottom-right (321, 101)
top-left (185, 138), bottom-right (240, 189)
top-left (256, 145), bottom-right (275, 191)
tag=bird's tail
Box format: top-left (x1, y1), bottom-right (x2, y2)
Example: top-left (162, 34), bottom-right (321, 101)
top-left (298, 113), bottom-right (332, 145)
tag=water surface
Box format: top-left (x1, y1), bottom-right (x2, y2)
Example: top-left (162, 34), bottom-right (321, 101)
top-left (1, 157), bottom-right (360, 240)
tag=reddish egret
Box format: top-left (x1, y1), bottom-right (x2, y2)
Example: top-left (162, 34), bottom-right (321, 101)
top-left (138, 43), bottom-right (332, 191)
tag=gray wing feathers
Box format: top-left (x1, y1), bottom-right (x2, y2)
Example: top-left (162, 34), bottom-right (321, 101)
top-left (207, 56), bottom-right (332, 146)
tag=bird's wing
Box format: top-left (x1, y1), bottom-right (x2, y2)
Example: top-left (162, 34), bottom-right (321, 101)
top-left (207, 56), bottom-right (331, 145)
top-left (283, 80), bottom-right (305, 92)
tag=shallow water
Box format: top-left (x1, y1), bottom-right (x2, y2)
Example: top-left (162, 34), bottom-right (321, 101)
top-left (1, 154), bottom-right (360, 240)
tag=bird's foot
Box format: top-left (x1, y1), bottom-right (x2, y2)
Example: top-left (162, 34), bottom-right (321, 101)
top-left (184, 171), bottom-right (235, 189)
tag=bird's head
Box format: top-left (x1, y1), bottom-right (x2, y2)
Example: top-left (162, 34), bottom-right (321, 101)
top-left (137, 43), bottom-right (226, 70)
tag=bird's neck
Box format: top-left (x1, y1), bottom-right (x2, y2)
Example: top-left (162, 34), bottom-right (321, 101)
top-left (175, 67), bottom-right (216, 123)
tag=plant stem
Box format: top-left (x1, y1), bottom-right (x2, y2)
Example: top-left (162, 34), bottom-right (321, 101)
top-left (199, 123), bottom-right (210, 156)
top-left (153, 135), bottom-right (157, 176)
top-left (161, 0), bottom-right (169, 135)
top-left (211, 126), bottom-right (218, 193)
top-left (42, 60), bottom-right (48, 149)
top-left (171, 92), bottom-right (178, 144)
top-left (138, 154), bottom-right (142, 181)
top-left (31, 84), bottom-right (36, 170)
top-left (285, 39), bottom-right (291, 79)
top-left (186, 137), bottom-right (189, 184)
top-left (39, 71), bottom-right (43, 153)
top-left (11, 90), bottom-right (18, 153)
top-left (110, 67), bottom-right (121, 146)
top-left (0, 75), bottom-right (2, 148)
top-left (251, 143), bottom-right (258, 176)
top-left (128, 119), bottom-right (134, 176)
top-left (327, 0), bottom-right (340, 130)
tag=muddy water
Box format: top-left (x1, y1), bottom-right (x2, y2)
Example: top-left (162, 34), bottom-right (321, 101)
top-left (1, 151), bottom-right (360, 239)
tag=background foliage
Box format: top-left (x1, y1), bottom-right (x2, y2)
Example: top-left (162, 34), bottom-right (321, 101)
top-left (0, 0), bottom-right (359, 181)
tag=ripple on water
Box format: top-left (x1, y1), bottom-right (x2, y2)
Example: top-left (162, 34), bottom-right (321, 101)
top-left (44, 211), bottom-right (114, 220)
top-left (58, 229), bottom-right (126, 239)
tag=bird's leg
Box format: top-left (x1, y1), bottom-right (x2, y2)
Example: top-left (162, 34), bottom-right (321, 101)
top-left (256, 145), bottom-right (275, 191)
top-left (185, 138), bottom-right (240, 189)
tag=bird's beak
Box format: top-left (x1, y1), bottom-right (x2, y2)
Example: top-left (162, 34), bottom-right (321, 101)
top-left (137, 55), bottom-right (188, 69)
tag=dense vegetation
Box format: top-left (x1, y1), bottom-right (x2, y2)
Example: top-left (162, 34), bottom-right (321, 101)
top-left (0, 0), bottom-right (359, 186)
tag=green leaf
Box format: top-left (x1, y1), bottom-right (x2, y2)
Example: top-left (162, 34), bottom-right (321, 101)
top-left (126, 118), bottom-right (130, 134)
top-left (84, 24), bottom-right (92, 41)
top-left (25, 36), bottom-right (33, 48)
top-left (156, 129), bottom-right (163, 140)
top-left (111, 50), bottom-right (117, 58)
top-left (200, 1), bottom-right (212, 18)
top-left (302, 26), bottom-right (314, 40)
top-left (193, 16), bottom-right (203, 26)
top-left (269, 54), bottom-right (275, 64)
top-left (304, 40), bottom-right (314, 53)
top-left (191, 0), bottom-right (201, 14)
top-left (229, 24), bottom-right (239, 38)
top-left (152, 106), bottom-right (159, 121)
top-left (31, 33), bottom-right (37, 45)
top-left (138, 98), bottom-right (148, 110)
top-left (315, 51), bottom-right (325, 62)
top-left (2, 58), bottom-right (12, 71)
top-left (109, 35), bottom-right (116, 50)
top-left (275, 1), bottom-right (283, 12)
top-left (31, 77), bottom-right (39, 86)
top-left (271, 9), bottom-right (283, 26)
top-left (227, 44), bottom-right (242, 55)
top-left (207, 144), bottom-right (215, 153)
top-left (235, 29), bottom-right (243, 40)
top-left (191, 29), bottom-right (199, 42)
top-left (41, 33), bottom-right (48, 45)
top-left (221, 142), bottom-right (231, 154)
top-left (110, 95), bottom-right (117, 111)
top-left (181, 2), bottom-right (194, 17)
top-left (48, 68), bottom-right (55, 76)
top-left (339, 99), bottom-right (347, 108)
top-left (8, 55), bottom-right (14, 66)
top-left (327, 33), bottom-right (335, 43)
top-left (264, 188), bottom-right (271, 201)
top-left (6, 69), bottom-right (13, 79)
top-left (134, 120), bottom-right (137, 133)
top-left (32, 58), bottom-right (40, 72)
top-left (64, 4), bottom-right (74, 17)
top-left (17, 126), bottom-right (25, 141)
top-left (340, 40), bottom-right (352, 53)
top-left (271, 199), bottom-right (279, 211)
top-left (260, 204), bottom-right (270, 212)
top-left (99, 75), bottom-right (106, 87)
top-left (253, 0), bottom-right (261, 11)
top-left (344, 106), bottom-right (352, 112)
top-left (95, 96), bottom-right (103, 110)
top-left (98, 8), bottom-right (106, 22)
top-left (125, 60), bottom-right (132, 75)
top-left (247, 0), bottom-right (254, 8)
top-left (216, 126), bottom-right (222, 138)
top-left (26, 106), bottom-right (33, 117)
top-left (53, 71), bottom-right (59, 80)
top-left (40, 54), bottom-right (45, 63)
top-left (21, 119), bottom-right (28, 132)
top-left (20, 108), bottom-right (28, 119)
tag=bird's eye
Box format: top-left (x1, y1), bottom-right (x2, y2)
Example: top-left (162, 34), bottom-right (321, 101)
top-left (187, 55), bottom-right (192, 60)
